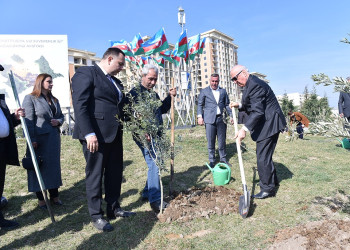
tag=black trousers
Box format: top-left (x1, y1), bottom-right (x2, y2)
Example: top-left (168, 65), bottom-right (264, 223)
top-left (0, 139), bottom-right (7, 199)
top-left (296, 122), bottom-right (304, 139)
top-left (82, 129), bottom-right (123, 220)
top-left (205, 115), bottom-right (227, 163)
top-left (256, 133), bottom-right (279, 192)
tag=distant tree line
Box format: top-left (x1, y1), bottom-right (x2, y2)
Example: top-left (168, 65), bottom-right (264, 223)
top-left (279, 86), bottom-right (331, 123)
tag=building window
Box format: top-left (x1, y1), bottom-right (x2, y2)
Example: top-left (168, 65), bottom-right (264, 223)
top-left (204, 51), bottom-right (206, 54)
top-left (205, 69), bottom-right (207, 72)
top-left (204, 63), bottom-right (207, 66)
top-left (82, 59), bottom-right (87, 65)
top-left (74, 58), bottom-right (80, 64)
top-left (204, 56), bottom-right (206, 60)
top-left (205, 75), bottom-right (208, 78)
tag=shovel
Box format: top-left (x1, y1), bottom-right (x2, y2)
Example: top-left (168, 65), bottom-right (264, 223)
top-left (231, 107), bottom-right (250, 218)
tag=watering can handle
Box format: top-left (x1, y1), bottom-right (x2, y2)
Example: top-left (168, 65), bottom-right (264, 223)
top-left (225, 164), bottom-right (231, 184)
top-left (206, 162), bottom-right (213, 171)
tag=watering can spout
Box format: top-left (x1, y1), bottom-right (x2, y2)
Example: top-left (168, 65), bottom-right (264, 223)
top-left (206, 162), bottom-right (213, 172)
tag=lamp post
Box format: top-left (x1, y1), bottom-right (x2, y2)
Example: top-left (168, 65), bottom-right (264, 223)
top-left (178, 6), bottom-right (185, 33)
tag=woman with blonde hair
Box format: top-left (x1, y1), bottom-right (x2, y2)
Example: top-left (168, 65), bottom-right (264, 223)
top-left (22, 73), bottom-right (64, 208)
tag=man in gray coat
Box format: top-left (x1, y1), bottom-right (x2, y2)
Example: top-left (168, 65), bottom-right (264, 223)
top-left (197, 74), bottom-right (232, 167)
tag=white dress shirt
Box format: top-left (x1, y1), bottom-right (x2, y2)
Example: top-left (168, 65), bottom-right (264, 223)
top-left (211, 87), bottom-right (221, 115)
top-left (197, 87), bottom-right (221, 118)
top-left (98, 63), bottom-right (123, 100)
top-left (0, 107), bottom-right (10, 138)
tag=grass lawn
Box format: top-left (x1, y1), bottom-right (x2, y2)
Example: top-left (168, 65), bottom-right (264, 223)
top-left (0, 125), bottom-right (349, 249)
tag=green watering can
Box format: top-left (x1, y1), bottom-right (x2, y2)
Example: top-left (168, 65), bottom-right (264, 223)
top-left (206, 162), bottom-right (231, 186)
top-left (337, 138), bottom-right (350, 149)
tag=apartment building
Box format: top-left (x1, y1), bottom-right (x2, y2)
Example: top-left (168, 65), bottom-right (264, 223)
top-left (196, 29), bottom-right (238, 97)
top-left (68, 48), bottom-right (101, 80)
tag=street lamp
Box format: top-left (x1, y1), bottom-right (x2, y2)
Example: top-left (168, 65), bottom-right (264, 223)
top-left (178, 6), bottom-right (185, 33)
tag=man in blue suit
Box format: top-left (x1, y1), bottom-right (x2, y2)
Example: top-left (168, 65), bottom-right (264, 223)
top-left (230, 65), bottom-right (286, 199)
top-left (197, 74), bottom-right (232, 168)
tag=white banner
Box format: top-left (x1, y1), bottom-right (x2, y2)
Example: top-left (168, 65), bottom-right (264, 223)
top-left (181, 71), bottom-right (188, 90)
top-left (0, 35), bottom-right (70, 109)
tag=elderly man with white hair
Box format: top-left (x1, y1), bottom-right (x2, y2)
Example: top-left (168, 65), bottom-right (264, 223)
top-left (230, 65), bottom-right (286, 199)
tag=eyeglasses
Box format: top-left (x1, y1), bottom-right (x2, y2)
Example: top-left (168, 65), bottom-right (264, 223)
top-left (231, 70), bottom-right (243, 82)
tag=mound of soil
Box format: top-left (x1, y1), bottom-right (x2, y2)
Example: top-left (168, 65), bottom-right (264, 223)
top-left (158, 186), bottom-right (241, 223)
top-left (269, 219), bottom-right (350, 249)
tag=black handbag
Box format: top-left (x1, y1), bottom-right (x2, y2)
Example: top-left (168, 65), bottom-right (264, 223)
top-left (22, 153), bottom-right (43, 170)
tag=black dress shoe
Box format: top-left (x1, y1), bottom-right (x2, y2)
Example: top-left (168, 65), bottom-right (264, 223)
top-left (92, 218), bottom-right (114, 232)
top-left (0, 196), bottom-right (8, 209)
top-left (51, 199), bottom-right (63, 206)
top-left (209, 162), bottom-right (215, 168)
top-left (107, 207), bottom-right (136, 219)
top-left (150, 200), bottom-right (169, 214)
top-left (252, 191), bottom-right (275, 199)
top-left (0, 218), bottom-right (19, 230)
top-left (141, 196), bottom-right (148, 202)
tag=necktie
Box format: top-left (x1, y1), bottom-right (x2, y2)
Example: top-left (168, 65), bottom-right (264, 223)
top-left (106, 74), bottom-right (122, 101)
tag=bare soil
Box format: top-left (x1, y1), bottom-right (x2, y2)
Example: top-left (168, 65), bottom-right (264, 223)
top-left (269, 191), bottom-right (350, 249)
top-left (269, 219), bottom-right (350, 249)
top-left (158, 187), bottom-right (350, 248)
top-left (158, 186), bottom-right (241, 223)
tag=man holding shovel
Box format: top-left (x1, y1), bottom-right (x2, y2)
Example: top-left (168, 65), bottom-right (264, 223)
top-left (230, 65), bottom-right (286, 199)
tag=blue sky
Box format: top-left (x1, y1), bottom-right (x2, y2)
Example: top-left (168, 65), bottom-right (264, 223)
top-left (2, 0), bottom-right (350, 108)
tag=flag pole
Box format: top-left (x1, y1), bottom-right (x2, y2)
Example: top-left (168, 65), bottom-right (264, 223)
top-left (169, 77), bottom-right (175, 195)
top-left (194, 54), bottom-right (200, 125)
top-left (8, 71), bottom-right (55, 223)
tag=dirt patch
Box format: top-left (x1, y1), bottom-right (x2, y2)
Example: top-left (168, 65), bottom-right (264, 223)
top-left (312, 190), bottom-right (350, 216)
top-left (270, 191), bottom-right (350, 249)
top-left (269, 219), bottom-right (350, 249)
top-left (158, 186), bottom-right (241, 223)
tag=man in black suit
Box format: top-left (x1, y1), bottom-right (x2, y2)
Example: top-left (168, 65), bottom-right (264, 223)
top-left (230, 65), bottom-right (286, 199)
top-left (0, 90), bottom-right (25, 230)
top-left (197, 74), bottom-right (232, 167)
top-left (71, 48), bottom-right (134, 232)
top-left (338, 77), bottom-right (350, 124)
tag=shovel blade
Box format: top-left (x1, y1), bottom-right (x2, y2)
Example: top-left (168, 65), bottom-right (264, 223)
top-left (238, 191), bottom-right (250, 219)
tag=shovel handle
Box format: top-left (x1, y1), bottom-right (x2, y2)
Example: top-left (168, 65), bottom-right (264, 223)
top-left (232, 108), bottom-right (247, 186)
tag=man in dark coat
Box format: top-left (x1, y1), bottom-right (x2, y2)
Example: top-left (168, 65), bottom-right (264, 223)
top-left (338, 77), bottom-right (350, 123)
top-left (0, 92), bottom-right (25, 230)
top-left (71, 48), bottom-right (134, 232)
top-left (338, 91), bottom-right (350, 120)
top-left (197, 74), bottom-right (233, 167)
top-left (230, 65), bottom-right (286, 199)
